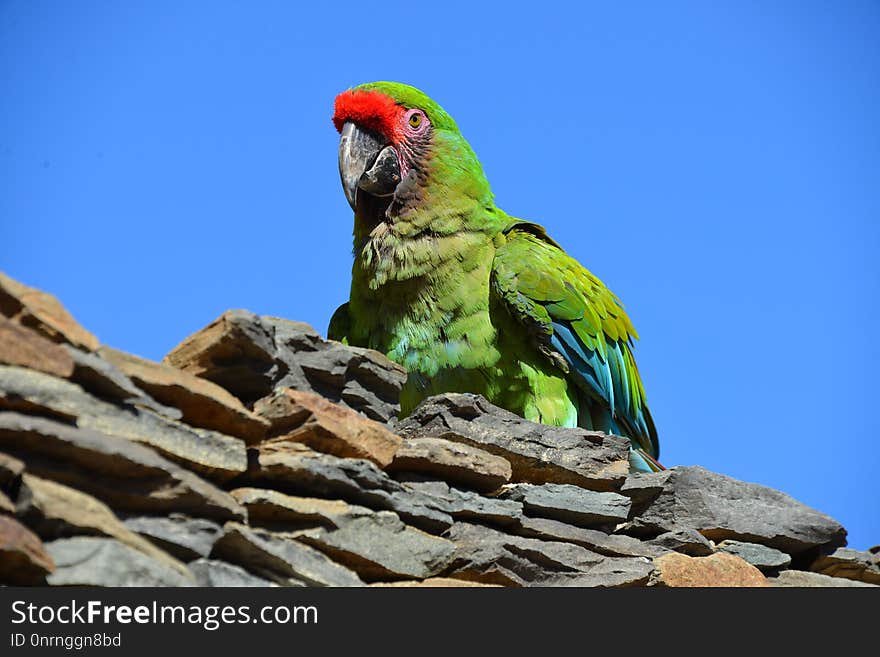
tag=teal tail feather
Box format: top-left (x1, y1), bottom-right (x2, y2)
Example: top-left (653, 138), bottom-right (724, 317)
top-left (629, 447), bottom-right (665, 473)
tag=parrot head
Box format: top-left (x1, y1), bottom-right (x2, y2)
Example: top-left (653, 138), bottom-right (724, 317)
top-left (332, 82), bottom-right (491, 221)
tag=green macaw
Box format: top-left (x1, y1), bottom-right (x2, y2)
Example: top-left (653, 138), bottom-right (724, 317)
top-left (329, 82), bottom-right (661, 472)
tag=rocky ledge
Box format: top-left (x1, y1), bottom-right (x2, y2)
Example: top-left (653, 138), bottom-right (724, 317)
top-left (1, 271), bottom-right (876, 587)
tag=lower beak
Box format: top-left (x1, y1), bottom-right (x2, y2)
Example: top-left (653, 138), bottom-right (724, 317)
top-left (338, 121), bottom-right (400, 211)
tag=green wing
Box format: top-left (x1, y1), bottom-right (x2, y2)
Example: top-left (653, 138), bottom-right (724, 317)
top-left (491, 220), bottom-right (659, 459)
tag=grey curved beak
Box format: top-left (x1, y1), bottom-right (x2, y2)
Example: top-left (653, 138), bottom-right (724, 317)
top-left (338, 121), bottom-right (400, 211)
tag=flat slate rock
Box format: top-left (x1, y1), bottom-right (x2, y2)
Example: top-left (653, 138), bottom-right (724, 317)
top-left (443, 522), bottom-right (653, 587)
top-left (514, 516), bottom-right (665, 559)
top-left (273, 318), bottom-right (407, 423)
top-left (189, 558), bottom-right (278, 587)
top-left (397, 393), bottom-right (630, 491)
top-left (45, 537), bottom-right (194, 586)
top-left (0, 271), bottom-right (99, 351)
top-left (247, 440), bottom-right (392, 495)
top-left (164, 308), bottom-right (279, 405)
top-left (212, 522), bottom-right (364, 587)
top-left (620, 470), bottom-right (673, 511)
top-left (399, 478), bottom-right (523, 527)
top-left (244, 441), bottom-right (452, 533)
top-left (498, 483), bottom-right (630, 527)
top-left (810, 548), bottom-right (880, 585)
top-left (255, 388), bottom-right (400, 467)
top-left (769, 570), bottom-right (878, 587)
top-left (388, 437), bottom-right (512, 492)
top-left (647, 528), bottom-right (714, 557)
top-left (716, 540), bottom-right (791, 572)
top-left (164, 310), bottom-right (405, 422)
top-left (0, 513), bottom-right (54, 584)
top-left (625, 466), bottom-right (846, 554)
top-left (376, 488), bottom-right (453, 534)
top-left (0, 316), bottom-right (75, 378)
top-left (0, 365), bottom-right (246, 481)
top-left (21, 474), bottom-right (192, 578)
top-left (0, 412), bottom-right (245, 522)
top-left (372, 577), bottom-right (501, 588)
top-left (297, 511), bottom-right (456, 582)
top-left (100, 345), bottom-right (269, 443)
top-left (123, 514), bottom-right (225, 561)
top-left (63, 345), bottom-right (179, 419)
top-left (230, 488), bottom-right (371, 531)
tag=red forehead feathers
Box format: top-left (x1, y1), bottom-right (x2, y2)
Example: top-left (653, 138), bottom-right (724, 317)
top-left (333, 89), bottom-right (405, 142)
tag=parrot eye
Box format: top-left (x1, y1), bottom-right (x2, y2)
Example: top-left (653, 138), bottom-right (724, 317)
top-left (404, 109), bottom-right (428, 133)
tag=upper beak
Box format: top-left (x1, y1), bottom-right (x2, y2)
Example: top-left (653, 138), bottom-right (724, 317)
top-left (338, 121), bottom-right (400, 211)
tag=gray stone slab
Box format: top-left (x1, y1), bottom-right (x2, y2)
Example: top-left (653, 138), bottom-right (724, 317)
top-left (45, 537), bottom-right (194, 587)
top-left (625, 466), bottom-right (846, 554)
top-left (397, 393), bottom-right (630, 491)
top-left (716, 540), bottom-right (791, 572)
top-left (498, 483), bottom-right (630, 527)
top-left (124, 514), bottom-right (225, 561)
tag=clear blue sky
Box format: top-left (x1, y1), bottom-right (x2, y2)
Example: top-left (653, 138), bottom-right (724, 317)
top-left (2, 2), bottom-right (878, 550)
